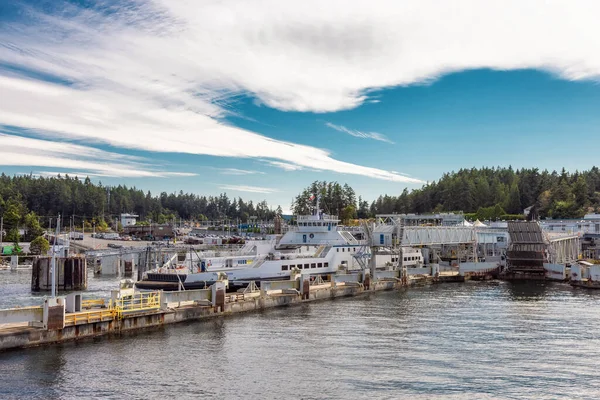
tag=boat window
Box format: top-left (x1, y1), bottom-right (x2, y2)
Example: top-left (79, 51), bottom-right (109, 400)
top-left (304, 264), bottom-right (309, 269)
top-left (289, 265), bottom-right (295, 269)
top-left (318, 263), bottom-right (323, 268)
top-left (311, 263), bottom-right (316, 269)
top-left (403, 257), bottom-right (407, 262)
top-left (337, 248), bottom-right (339, 252)
top-left (342, 248), bottom-right (345, 252)
top-left (282, 265), bottom-right (288, 271)
top-left (298, 264), bottom-right (303, 269)
top-left (324, 262), bottom-right (329, 268)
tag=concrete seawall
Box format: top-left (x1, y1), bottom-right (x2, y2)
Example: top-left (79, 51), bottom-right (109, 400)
top-left (0, 272), bottom-right (440, 352)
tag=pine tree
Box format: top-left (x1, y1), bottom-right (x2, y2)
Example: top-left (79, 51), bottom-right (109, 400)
top-left (506, 183), bottom-right (522, 214)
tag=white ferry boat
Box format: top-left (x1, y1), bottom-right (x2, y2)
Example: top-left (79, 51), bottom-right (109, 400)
top-left (136, 204), bottom-right (423, 291)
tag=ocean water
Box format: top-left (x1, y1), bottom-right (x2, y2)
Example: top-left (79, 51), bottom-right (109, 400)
top-left (1, 279), bottom-right (600, 399)
top-left (0, 270), bottom-right (121, 309)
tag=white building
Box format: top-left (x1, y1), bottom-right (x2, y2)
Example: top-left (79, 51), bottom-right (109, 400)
top-left (120, 213), bottom-right (139, 227)
top-left (540, 214), bottom-right (600, 234)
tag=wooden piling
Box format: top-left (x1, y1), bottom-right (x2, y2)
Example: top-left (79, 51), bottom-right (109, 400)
top-left (31, 257), bottom-right (87, 292)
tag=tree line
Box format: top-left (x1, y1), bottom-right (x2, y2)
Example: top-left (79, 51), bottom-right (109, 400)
top-left (1, 165), bottom-right (599, 245)
top-left (0, 174), bottom-right (281, 239)
top-left (293, 167), bottom-right (600, 221)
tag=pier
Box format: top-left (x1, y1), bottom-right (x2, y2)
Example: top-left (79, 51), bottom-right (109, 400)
top-left (0, 267), bottom-right (477, 352)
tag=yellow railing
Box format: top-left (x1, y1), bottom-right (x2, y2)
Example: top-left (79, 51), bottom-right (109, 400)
top-left (112, 291), bottom-right (161, 319)
top-left (82, 299), bottom-right (106, 309)
top-left (64, 309), bottom-right (116, 326)
top-left (63, 292), bottom-right (162, 324)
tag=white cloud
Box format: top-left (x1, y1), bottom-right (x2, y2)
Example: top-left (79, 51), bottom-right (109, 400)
top-left (217, 168), bottom-right (266, 175)
top-left (325, 122), bottom-right (394, 144)
top-left (263, 161), bottom-right (304, 172)
top-left (0, 133), bottom-right (196, 178)
top-left (219, 185), bottom-right (278, 194)
top-left (36, 171), bottom-right (109, 178)
top-left (2, 0), bottom-right (598, 183)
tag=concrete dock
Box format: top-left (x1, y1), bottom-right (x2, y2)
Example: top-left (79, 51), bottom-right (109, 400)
top-left (0, 268), bottom-right (472, 352)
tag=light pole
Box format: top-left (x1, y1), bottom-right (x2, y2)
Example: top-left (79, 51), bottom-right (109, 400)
top-left (51, 214), bottom-right (60, 298)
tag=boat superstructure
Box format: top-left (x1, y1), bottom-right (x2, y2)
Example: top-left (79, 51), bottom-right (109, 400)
top-left (137, 201), bottom-right (365, 290)
top-left (136, 198), bottom-right (424, 291)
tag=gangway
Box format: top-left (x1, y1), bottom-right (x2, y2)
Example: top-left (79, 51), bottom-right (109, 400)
top-left (372, 214), bottom-right (476, 247)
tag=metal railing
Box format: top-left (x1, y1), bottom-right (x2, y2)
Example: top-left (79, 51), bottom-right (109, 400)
top-left (82, 299), bottom-right (106, 309)
top-left (112, 291), bottom-right (161, 319)
top-left (64, 309), bottom-right (116, 326)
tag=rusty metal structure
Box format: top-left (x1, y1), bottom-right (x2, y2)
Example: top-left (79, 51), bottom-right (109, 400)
top-left (504, 221), bottom-right (579, 279)
top-left (504, 221), bottom-right (548, 279)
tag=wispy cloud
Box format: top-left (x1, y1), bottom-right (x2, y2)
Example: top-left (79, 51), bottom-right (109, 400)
top-left (325, 122), bottom-right (394, 144)
top-left (219, 185), bottom-right (278, 194)
top-left (3, 1), bottom-right (597, 184)
top-left (0, 1), bottom-right (430, 184)
top-left (217, 168), bottom-right (265, 175)
top-left (36, 171), bottom-right (110, 178)
top-left (0, 133), bottom-right (196, 178)
top-left (263, 161), bottom-right (304, 172)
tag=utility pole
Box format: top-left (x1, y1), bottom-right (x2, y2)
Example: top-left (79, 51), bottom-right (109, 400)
top-left (51, 214), bottom-right (60, 298)
top-left (0, 216), bottom-right (3, 247)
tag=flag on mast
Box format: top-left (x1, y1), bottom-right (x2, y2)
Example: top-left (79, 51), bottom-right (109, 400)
top-left (309, 194), bottom-right (315, 201)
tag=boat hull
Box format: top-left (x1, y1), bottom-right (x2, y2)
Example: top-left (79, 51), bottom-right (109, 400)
top-left (135, 271), bottom-right (336, 291)
top-left (571, 280), bottom-right (600, 289)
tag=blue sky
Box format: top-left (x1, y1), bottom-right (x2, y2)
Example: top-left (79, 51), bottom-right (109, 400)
top-left (1, 0), bottom-right (599, 212)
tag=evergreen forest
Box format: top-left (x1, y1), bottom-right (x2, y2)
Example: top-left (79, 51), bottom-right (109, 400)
top-left (292, 167), bottom-right (600, 221)
top-left (1, 166), bottom-right (599, 244)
